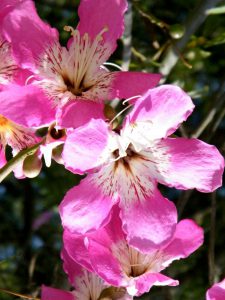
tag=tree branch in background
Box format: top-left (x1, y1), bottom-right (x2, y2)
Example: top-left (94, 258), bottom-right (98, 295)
top-left (122, 0), bottom-right (133, 71)
top-left (159, 0), bottom-right (223, 78)
top-left (208, 192), bottom-right (216, 285)
top-left (192, 79), bottom-right (225, 139)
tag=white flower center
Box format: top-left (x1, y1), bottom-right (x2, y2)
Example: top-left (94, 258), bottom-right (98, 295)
top-left (35, 27), bottom-right (113, 106)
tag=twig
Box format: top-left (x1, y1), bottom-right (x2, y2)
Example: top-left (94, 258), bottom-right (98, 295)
top-left (208, 192), bottom-right (216, 285)
top-left (159, 0), bottom-right (223, 78)
top-left (122, 0), bottom-right (133, 71)
top-left (0, 142), bottom-right (42, 183)
top-left (192, 80), bottom-right (225, 138)
top-left (0, 287), bottom-right (40, 300)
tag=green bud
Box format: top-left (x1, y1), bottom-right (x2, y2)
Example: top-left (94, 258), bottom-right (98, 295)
top-left (23, 153), bottom-right (42, 178)
top-left (169, 24), bottom-right (185, 39)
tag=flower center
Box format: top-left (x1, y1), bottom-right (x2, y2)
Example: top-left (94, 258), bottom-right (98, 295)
top-left (36, 26), bottom-right (111, 104)
top-left (0, 115), bottom-right (8, 128)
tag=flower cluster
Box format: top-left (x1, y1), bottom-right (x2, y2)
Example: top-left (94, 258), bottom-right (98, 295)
top-left (0, 0), bottom-right (224, 299)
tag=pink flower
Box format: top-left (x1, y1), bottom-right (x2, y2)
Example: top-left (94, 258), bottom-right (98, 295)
top-left (206, 279), bottom-right (225, 300)
top-left (60, 84), bottom-right (224, 252)
top-left (41, 246), bottom-right (133, 300)
top-left (63, 206), bottom-right (204, 297)
top-left (0, 0), bottom-right (160, 129)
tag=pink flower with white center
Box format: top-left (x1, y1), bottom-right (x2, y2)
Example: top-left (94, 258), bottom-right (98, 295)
top-left (206, 279), bottom-right (225, 300)
top-left (60, 84), bottom-right (224, 252)
top-left (0, 0), bottom-right (161, 129)
top-left (63, 206), bottom-right (204, 297)
top-left (0, 114), bottom-right (38, 168)
top-left (41, 246), bottom-right (133, 300)
top-left (0, 35), bottom-right (39, 169)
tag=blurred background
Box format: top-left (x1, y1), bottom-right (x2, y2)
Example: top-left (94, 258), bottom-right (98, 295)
top-left (0, 0), bottom-right (225, 299)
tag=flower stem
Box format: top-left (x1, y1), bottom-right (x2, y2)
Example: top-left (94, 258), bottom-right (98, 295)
top-left (0, 142), bottom-right (42, 183)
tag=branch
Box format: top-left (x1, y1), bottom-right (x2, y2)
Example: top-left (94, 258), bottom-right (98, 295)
top-left (192, 79), bottom-right (225, 138)
top-left (122, 0), bottom-right (133, 71)
top-left (0, 142), bottom-right (42, 183)
top-left (208, 192), bottom-right (216, 285)
top-left (159, 0), bottom-right (223, 78)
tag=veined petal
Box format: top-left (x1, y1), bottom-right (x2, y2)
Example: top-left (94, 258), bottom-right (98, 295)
top-left (120, 188), bottom-right (177, 253)
top-left (156, 138), bottom-right (224, 192)
top-left (206, 279), bottom-right (225, 300)
top-left (122, 85), bottom-right (194, 148)
top-left (110, 71), bottom-right (161, 99)
top-left (58, 100), bottom-right (104, 129)
top-left (59, 175), bottom-right (116, 234)
top-left (0, 84), bottom-right (56, 127)
top-left (41, 286), bottom-right (74, 300)
top-left (63, 119), bottom-right (109, 174)
top-left (133, 273), bottom-right (178, 297)
top-left (2, 0), bottom-right (58, 71)
top-left (161, 219), bottom-right (204, 268)
top-left (78, 0), bottom-right (127, 55)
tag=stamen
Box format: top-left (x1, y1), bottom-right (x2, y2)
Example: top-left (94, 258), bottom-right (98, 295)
top-left (25, 75), bottom-right (36, 85)
top-left (109, 104), bottom-right (133, 125)
top-left (122, 95), bottom-right (142, 105)
top-left (103, 62), bottom-right (123, 71)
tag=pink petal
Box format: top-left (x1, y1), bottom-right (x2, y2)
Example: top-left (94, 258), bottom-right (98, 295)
top-left (134, 273), bottom-right (178, 296)
top-left (158, 138), bottom-right (224, 192)
top-left (62, 231), bottom-right (94, 281)
top-left (0, 146), bottom-right (6, 168)
top-left (58, 100), bottom-right (105, 129)
top-left (78, 0), bottom-right (127, 55)
top-left (162, 219), bottom-right (204, 266)
top-left (123, 85), bottom-right (194, 140)
top-left (2, 0), bottom-right (58, 71)
top-left (207, 279), bottom-right (225, 300)
top-left (63, 119), bottom-right (109, 174)
top-left (41, 286), bottom-right (74, 300)
top-left (0, 84), bottom-right (56, 127)
top-left (59, 175), bottom-right (115, 234)
top-left (111, 71), bottom-right (161, 99)
top-left (87, 238), bottom-right (126, 287)
top-left (120, 188), bottom-right (177, 253)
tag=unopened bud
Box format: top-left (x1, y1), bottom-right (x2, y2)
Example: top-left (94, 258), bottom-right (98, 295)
top-left (23, 152), bottom-right (42, 178)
